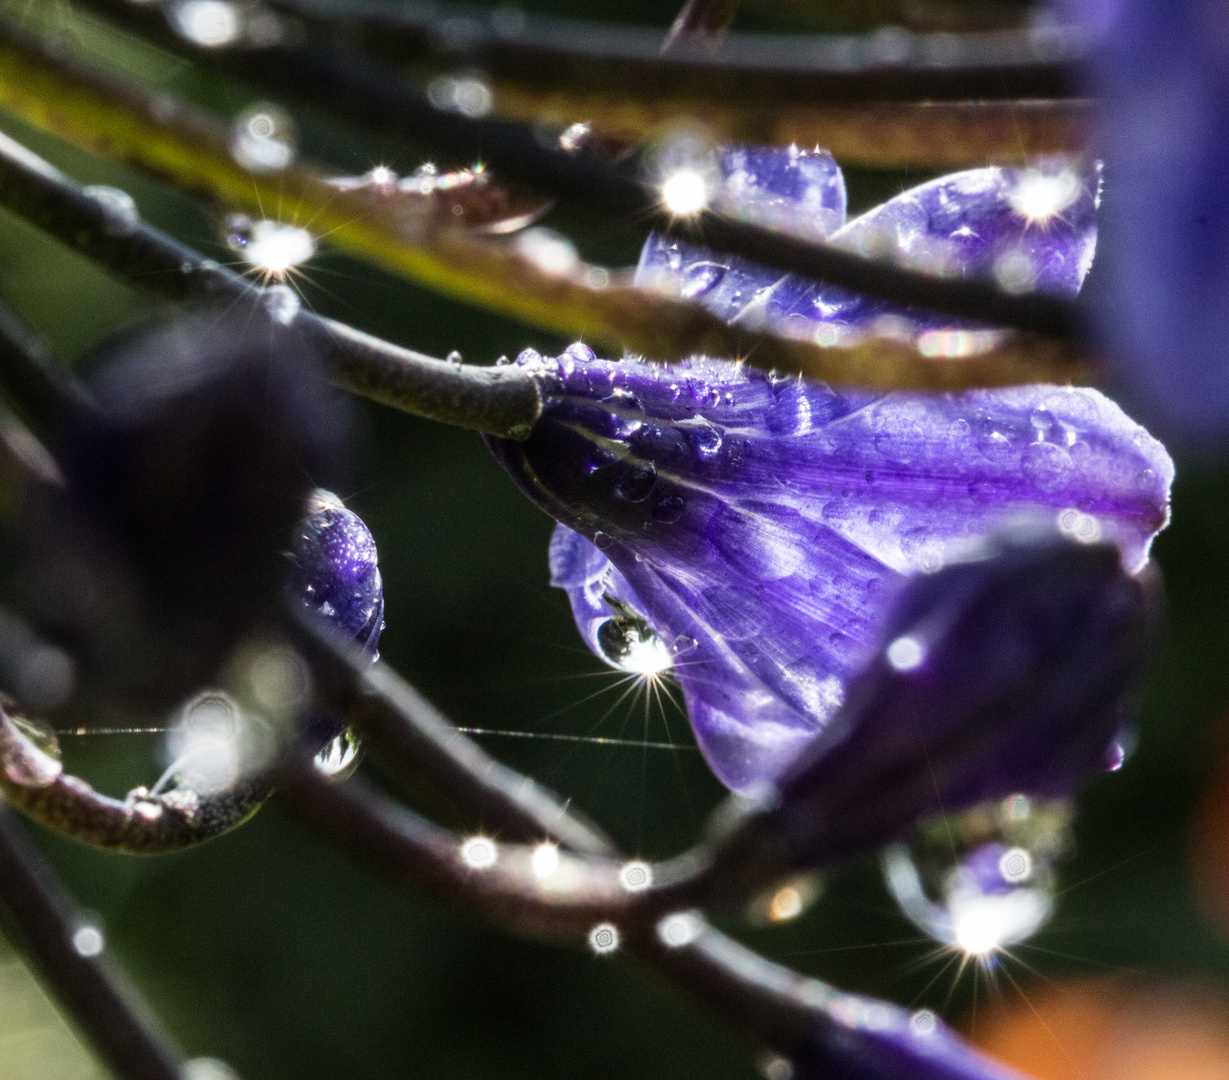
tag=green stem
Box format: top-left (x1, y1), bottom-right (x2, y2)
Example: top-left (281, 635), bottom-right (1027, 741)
top-left (0, 125), bottom-right (544, 437)
top-left (0, 11), bottom-right (1090, 390)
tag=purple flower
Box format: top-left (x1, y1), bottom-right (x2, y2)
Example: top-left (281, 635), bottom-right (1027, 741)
top-left (285, 490), bottom-right (384, 658)
top-left (488, 350), bottom-right (1169, 791)
top-left (486, 149), bottom-right (1171, 793)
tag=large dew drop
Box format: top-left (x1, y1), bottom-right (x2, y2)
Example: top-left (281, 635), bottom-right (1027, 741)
top-left (881, 794), bottom-right (1070, 962)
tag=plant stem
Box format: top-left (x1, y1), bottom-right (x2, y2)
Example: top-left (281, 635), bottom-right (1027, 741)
top-left (259, 0), bottom-right (1082, 104)
top-left (0, 801), bottom-right (188, 1080)
top-left (0, 17), bottom-right (1089, 390)
top-left (51, 5), bottom-right (1082, 340)
top-left (0, 124), bottom-right (544, 438)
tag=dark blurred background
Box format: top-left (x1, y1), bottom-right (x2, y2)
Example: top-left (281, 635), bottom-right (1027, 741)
top-left (3, 2), bottom-right (1229, 1078)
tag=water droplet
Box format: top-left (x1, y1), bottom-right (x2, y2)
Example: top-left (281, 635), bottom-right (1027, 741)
top-left (1022, 442), bottom-right (1072, 493)
top-left (514, 227), bottom-right (578, 276)
top-left (689, 420), bottom-right (723, 456)
top-left (313, 727), bottom-right (362, 779)
top-left (882, 796), bottom-right (1071, 961)
top-left (83, 186), bottom-right (140, 236)
top-left (183, 1059), bottom-right (241, 1080)
top-left (224, 215), bottom-right (315, 276)
top-left (596, 616), bottom-right (672, 675)
top-left (562, 342), bottom-right (596, 365)
top-left (588, 922), bottom-right (619, 954)
top-left (71, 922), bottom-right (104, 957)
top-left (584, 446), bottom-right (617, 473)
top-left (171, 0), bottom-right (242, 47)
top-left (230, 102), bottom-right (296, 173)
top-left (672, 635), bottom-right (698, 655)
top-left (680, 261), bottom-right (726, 298)
top-left (460, 835), bottom-right (498, 869)
top-left (612, 461), bottom-right (656, 502)
top-left (652, 494), bottom-right (685, 523)
top-left (427, 75), bottom-right (494, 117)
top-left (619, 860), bottom-right (653, 891)
top-left (592, 531), bottom-right (612, 551)
top-left (261, 284), bottom-right (300, 325)
top-left (657, 911), bottom-right (703, 948)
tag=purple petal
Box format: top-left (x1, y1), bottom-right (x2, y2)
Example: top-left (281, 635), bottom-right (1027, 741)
top-left (486, 352), bottom-right (1171, 792)
top-left (765, 162), bottom-right (1100, 340)
top-left (285, 490), bottom-right (384, 657)
top-left (636, 145), bottom-right (846, 324)
top-left (637, 158), bottom-right (1099, 347)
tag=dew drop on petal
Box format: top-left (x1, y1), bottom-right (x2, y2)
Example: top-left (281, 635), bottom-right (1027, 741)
top-left (651, 494), bottom-right (686, 523)
top-left (680, 261), bottom-right (726, 298)
top-left (596, 617), bottom-right (673, 675)
top-left (1022, 441), bottom-right (1073, 493)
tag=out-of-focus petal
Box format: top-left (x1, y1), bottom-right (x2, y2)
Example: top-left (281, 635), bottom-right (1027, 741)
top-left (1087, 1), bottom-right (1229, 446)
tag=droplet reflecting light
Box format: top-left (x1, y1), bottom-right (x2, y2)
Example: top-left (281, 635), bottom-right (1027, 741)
top-left (71, 924), bottom-right (104, 957)
top-left (531, 842), bottom-right (560, 880)
top-left (661, 169), bottom-right (710, 216)
top-left (461, 836), bottom-right (498, 870)
top-left (886, 635), bottom-right (925, 672)
top-left (1008, 167), bottom-right (1081, 224)
top-left (619, 860), bottom-right (653, 892)
top-left (588, 922), bottom-right (620, 954)
top-left (172, 0), bottom-right (241, 47)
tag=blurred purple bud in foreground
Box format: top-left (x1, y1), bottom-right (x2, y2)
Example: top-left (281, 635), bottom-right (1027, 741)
top-left (19, 310), bottom-right (354, 717)
top-left (702, 524), bottom-right (1160, 895)
top-left (1078, 0), bottom-right (1229, 447)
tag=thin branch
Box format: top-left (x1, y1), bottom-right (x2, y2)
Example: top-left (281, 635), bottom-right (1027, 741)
top-left (285, 604), bottom-right (618, 856)
top-left (254, 0), bottom-right (1083, 104)
top-left (0, 18), bottom-right (1089, 390)
top-left (0, 121), bottom-right (543, 437)
top-left (62, 3), bottom-right (1083, 339)
top-left (494, 90), bottom-right (1093, 170)
top-left (0, 800), bottom-right (188, 1080)
top-left (0, 702), bottom-right (272, 852)
top-left (282, 652), bottom-right (1022, 1080)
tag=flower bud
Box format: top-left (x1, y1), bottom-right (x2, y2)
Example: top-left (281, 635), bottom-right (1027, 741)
top-left (18, 309), bottom-right (354, 716)
top-left (702, 525), bottom-right (1161, 896)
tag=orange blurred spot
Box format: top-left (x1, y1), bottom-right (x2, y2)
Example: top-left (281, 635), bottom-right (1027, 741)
top-left (1190, 751), bottom-right (1229, 936)
top-left (971, 978), bottom-right (1229, 1080)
